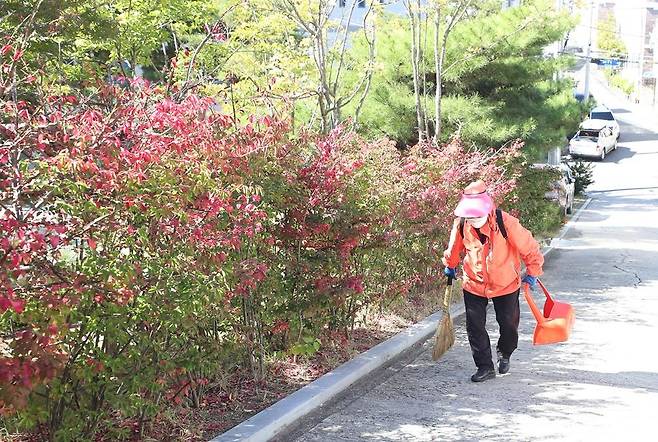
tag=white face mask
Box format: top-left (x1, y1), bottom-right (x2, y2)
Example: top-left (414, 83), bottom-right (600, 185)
top-left (466, 215), bottom-right (488, 229)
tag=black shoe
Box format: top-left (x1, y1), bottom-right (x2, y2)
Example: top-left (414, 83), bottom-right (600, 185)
top-left (471, 367), bottom-right (496, 382)
top-left (498, 356), bottom-right (510, 374)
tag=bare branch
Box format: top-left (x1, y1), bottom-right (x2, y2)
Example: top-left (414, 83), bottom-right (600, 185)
top-left (278, 0), bottom-right (317, 35)
top-left (404, 0), bottom-right (425, 141)
top-left (330, 0), bottom-right (360, 95)
top-left (176, 3), bottom-right (239, 100)
top-left (354, 33), bottom-right (375, 125)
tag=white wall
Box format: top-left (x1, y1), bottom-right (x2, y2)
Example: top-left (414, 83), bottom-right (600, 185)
top-left (615, 0), bottom-right (644, 88)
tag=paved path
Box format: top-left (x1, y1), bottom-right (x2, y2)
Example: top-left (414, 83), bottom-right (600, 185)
top-left (287, 76), bottom-right (658, 441)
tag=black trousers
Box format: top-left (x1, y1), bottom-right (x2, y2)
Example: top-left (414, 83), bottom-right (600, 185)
top-left (463, 288), bottom-right (520, 370)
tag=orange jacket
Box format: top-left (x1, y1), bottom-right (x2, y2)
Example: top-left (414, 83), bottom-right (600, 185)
top-left (442, 208), bottom-right (544, 298)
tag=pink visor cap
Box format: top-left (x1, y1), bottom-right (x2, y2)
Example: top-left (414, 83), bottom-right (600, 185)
top-left (454, 180), bottom-right (494, 218)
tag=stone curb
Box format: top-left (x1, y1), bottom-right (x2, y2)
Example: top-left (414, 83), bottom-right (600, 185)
top-left (210, 300), bottom-right (465, 442)
top-left (210, 197), bottom-right (594, 442)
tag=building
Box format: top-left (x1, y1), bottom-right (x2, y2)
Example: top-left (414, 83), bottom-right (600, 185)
top-left (330, 0), bottom-right (520, 33)
top-left (598, 2), bottom-right (615, 22)
top-left (329, 1), bottom-right (414, 34)
top-left (641, 6), bottom-right (658, 99)
top-left (502, 0), bottom-right (522, 8)
top-left (613, 1), bottom-right (658, 103)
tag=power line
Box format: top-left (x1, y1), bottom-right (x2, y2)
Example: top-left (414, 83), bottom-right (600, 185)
top-left (575, 24), bottom-right (645, 39)
top-left (563, 46), bottom-right (658, 61)
top-left (561, 51), bottom-right (658, 64)
top-left (605, 5), bottom-right (658, 11)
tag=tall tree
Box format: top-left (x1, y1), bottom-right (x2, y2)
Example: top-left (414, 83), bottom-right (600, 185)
top-left (597, 14), bottom-right (627, 59)
top-left (404, 0), bottom-right (427, 142)
top-left (0, 0), bottom-right (225, 84)
top-left (347, 0), bottom-right (581, 155)
top-left (272, 0), bottom-right (377, 133)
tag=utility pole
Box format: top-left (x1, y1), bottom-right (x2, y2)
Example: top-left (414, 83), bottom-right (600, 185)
top-left (584, 1), bottom-right (595, 100)
top-left (653, 26), bottom-right (658, 106)
top-left (639, 6), bottom-right (646, 105)
top-left (549, 0), bottom-right (564, 166)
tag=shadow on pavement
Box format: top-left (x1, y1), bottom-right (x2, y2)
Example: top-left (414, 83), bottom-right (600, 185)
top-left (610, 107), bottom-right (632, 114)
top-left (285, 178), bottom-right (658, 442)
top-left (602, 145), bottom-right (634, 163)
top-left (564, 208), bottom-right (608, 223)
top-left (619, 131), bottom-right (658, 143)
top-left (582, 194), bottom-right (658, 213)
top-left (588, 185), bottom-right (658, 194)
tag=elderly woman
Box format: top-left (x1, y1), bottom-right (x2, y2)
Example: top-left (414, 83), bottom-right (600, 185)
top-left (442, 181), bottom-right (544, 382)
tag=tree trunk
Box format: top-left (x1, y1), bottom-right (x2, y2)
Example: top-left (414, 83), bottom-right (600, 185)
top-left (434, 0), bottom-right (471, 144)
top-left (422, 12), bottom-right (430, 137)
top-left (433, 5), bottom-right (442, 144)
top-left (407, 0), bottom-right (425, 142)
top-left (276, 0), bottom-right (376, 133)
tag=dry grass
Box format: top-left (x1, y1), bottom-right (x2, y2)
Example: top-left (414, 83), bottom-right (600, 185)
top-left (162, 299), bottom-right (436, 441)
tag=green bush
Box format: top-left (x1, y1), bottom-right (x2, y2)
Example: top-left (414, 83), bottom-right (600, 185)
top-left (603, 69), bottom-right (635, 96)
top-left (569, 160), bottom-right (595, 194)
top-left (503, 165), bottom-right (563, 237)
top-left (1, 74), bottom-right (526, 439)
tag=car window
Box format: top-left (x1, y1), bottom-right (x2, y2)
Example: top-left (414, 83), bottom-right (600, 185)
top-left (577, 130), bottom-right (599, 138)
top-left (591, 111), bottom-right (614, 121)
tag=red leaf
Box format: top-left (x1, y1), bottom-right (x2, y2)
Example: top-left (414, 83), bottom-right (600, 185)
top-left (49, 236), bottom-right (60, 248)
top-left (52, 225), bottom-right (67, 234)
top-left (0, 289), bottom-right (24, 314)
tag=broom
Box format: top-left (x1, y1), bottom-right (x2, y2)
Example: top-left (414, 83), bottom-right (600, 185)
top-left (432, 275), bottom-right (455, 361)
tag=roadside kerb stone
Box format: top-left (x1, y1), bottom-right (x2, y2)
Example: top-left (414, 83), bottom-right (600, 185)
top-left (209, 197), bottom-right (593, 442)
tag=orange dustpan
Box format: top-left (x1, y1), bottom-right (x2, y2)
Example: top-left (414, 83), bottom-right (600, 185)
top-left (523, 279), bottom-right (575, 345)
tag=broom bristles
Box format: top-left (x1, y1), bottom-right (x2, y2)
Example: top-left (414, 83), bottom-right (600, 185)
top-left (431, 314), bottom-right (455, 361)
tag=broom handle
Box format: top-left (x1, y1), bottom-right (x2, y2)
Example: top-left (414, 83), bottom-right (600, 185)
top-left (443, 276), bottom-right (454, 312)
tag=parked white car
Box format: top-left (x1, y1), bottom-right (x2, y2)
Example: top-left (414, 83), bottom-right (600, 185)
top-left (532, 163), bottom-right (576, 215)
top-left (589, 105), bottom-right (620, 140)
top-left (568, 119), bottom-right (617, 161)
top-left (555, 163), bottom-right (576, 215)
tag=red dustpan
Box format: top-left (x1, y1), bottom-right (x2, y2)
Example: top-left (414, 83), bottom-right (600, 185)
top-left (523, 279), bottom-right (575, 345)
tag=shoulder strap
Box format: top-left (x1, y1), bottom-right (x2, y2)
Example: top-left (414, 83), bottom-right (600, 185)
top-left (495, 208), bottom-right (508, 240)
top-left (460, 210), bottom-right (507, 240)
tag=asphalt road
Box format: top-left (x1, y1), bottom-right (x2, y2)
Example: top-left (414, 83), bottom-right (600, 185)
top-left (287, 74), bottom-right (658, 441)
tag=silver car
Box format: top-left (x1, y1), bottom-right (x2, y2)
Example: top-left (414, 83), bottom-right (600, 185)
top-left (532, 163), bottom-right (576, 215)
top-left (569, 120), bottom-right (617, 161)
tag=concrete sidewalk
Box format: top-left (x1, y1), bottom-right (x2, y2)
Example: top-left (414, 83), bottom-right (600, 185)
top-left (285, 79), bottom-right (658, 441)
top-left (289, 190), bottom-right (658, 442)
top-left (215, 74), bottom-right (658, 442)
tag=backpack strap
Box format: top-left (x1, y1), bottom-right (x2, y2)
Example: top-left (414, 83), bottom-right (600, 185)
top-left (459, 209), bottom-right (508, 240)
top-left (495, 208), bottom-right (508, 240)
